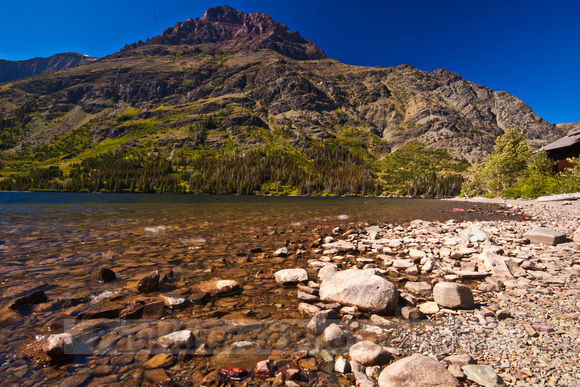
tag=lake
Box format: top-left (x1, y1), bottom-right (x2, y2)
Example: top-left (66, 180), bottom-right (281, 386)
top-left (0, 192), bottom-right (507, 385)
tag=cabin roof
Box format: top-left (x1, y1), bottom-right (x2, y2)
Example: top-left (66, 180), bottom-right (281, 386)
top-left (544, 130), bottom-right (580, 151)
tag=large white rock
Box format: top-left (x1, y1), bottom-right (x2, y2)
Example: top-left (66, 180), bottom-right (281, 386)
top-left (378, 354), bottom-right (461, 387)
top-left (319, 269), bottom-right (398, 314)
top-left (433, 282), bottom-right (474, 309)
top-left (274, 268), bottom-right (308, 285)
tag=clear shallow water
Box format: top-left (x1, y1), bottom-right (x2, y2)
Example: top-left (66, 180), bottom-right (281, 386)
top-left (0, 192), bottom-right (506, 384)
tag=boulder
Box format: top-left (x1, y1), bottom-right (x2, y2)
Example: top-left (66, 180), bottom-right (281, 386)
top-left (321, 240), bottom-right (356, 252)
top-left (349, 341), bottom-right (390, 366)
top-left (370, 314), bottom-right (396, 329)
top-left (319, 269), bottom-right (398, 314)
top-left (408, 248), bottom-right (426, 261)
top-left (321, 323), bottom-right (347, 347)
top-left (307, 309), bottom-right (340, 335)
top-left (43, 333), bottom-right (75, 361)
top-left (274, 268), bottom-right (308, 285)
top-left (462, 364), bottom-right (506, 387)
top-left (94, 268), bottom-right (116, 283)
top-left (273, 247), bottom-right (288, 257)
top-left (524, 228), bottom-right (567, 246)
top-left (405, 281), bottom-right (432, 295)
top-left (378, 354), bottom-right (460, 386)
top-left (143, 353), bottom-right (174, 369)
top-left (401, 306), bottom-right (426, 320)
top-left (159, 294), bottom-right (188, 308)
top-left (197, 279), bottom-right (241, 296)
top-left (418, 302), bottom-right (440, 315)
top-left (137, 271), bottom-right (160, 293)
top-left (9, 290), bottom-right (47, 309)
top-left (433, 282), bottom-right (474, 309)
top-left (459, 227), bottom-right (489, 243)
top-left (477, 250), bottom-right (513, 279)
top-left (156, 330), bottom-right (195, 350)
top-left (19, 333), bottom-right (75, 366)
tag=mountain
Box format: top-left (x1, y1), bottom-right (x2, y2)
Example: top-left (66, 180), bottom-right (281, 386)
top-left (0, 52), bottom-right (97, 83)
top-left (0, 6), bottom-right (569, 195)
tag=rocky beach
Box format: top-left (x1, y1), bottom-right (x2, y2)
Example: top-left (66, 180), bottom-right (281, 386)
top-left (1, 196), bottom-right (579, 386)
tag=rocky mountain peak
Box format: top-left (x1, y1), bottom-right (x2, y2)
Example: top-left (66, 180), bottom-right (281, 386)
top-left (134, 6), bottom-right (326, 60)
top-left (203, 5), bottom-right (251, 24)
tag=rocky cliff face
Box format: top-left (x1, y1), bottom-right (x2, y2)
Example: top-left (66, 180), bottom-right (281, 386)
top-left (0, 52), bottom-right (97, 84)
top-left (0, 7), bottom-right (567, 162)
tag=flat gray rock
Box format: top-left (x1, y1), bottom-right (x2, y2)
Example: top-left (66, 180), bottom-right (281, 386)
top-left (524, 227), bottom-right (567, 246)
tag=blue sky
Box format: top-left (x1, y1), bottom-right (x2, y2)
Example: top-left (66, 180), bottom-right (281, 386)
top-left (0, 0), bottom-right (578, 124)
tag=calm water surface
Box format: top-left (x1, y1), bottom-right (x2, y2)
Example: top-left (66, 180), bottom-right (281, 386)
top-left (0, 192), bottom-right (506, 384)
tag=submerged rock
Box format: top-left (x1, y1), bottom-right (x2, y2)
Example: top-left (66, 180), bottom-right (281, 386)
top-left (307, 309), bottom-right (340, 335)
top-left (137, 271), bottom-right (160, 293)
top-left (198, 279), bottom-right (242, 296)
top-left (94, 268), bottom-right (116, 283)
top-left (156, 330), bottom-right (195, 350)
top-left (321, 323), bottom-right (347, 347)
top-left (9, 290), bottom-right (47, 309)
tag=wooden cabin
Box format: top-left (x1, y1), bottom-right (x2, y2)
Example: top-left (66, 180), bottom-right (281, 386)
top-left (543, 130), bottom-right (580, 171)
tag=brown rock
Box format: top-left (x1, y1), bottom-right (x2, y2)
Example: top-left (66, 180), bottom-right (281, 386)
top-left (119, 304), bottom-right (144, 320)
top-left (137, 271), bottom-right (160, 294)
top-left (76, 304), bottom-right (123, 320)
top-left (9, 290), bottom-right (47, 309)
top-left (197, 279), bottom-right (241, 296)
top-left (2, 281), bottom-right (47, 298)
top-left (433, 282), bottom-right (474, 309)
top-left (378, 354), bottom-right (461, 386)
top-left (60, 374), bottom-right (91, 387)
top-left (144, 368), bottom-right (172, 386)
top-left (94, 268), bottom-right (116, 283)
top-left (143, 353), bottom-right (174, 369)
top-left (370, 314), bottom-right (396, 329)
top-left (142, 301), bottom-right (165, 319)
top-left (401, 306), bottom-right (426, 320)
top-left (521, 321), bottom-right (539, 337)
